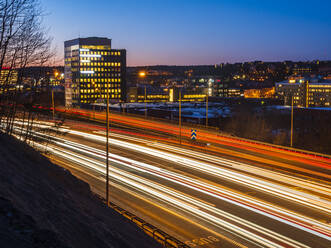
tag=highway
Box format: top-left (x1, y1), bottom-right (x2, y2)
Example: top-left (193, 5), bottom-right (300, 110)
top-left (57, 107), bottom-right (331, 183)
top-left (6, 117), bottom-right (331, 248)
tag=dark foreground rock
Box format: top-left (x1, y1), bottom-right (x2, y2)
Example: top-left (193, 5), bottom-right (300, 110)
top-left (0, 133), bottom-right (161, 248)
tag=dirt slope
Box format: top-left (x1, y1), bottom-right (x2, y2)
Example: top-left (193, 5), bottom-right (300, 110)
top-left (0, 133), bottom-right (161, 248)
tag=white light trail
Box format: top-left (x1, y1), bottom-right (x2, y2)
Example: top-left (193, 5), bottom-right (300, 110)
top-left (23, 128), bottom-right (331, 241)
top-left (33, 142), bottom-right (312, 248)
top-left (7, 121), bottom-right (331, 247)
top-left (66, 129), bottom-right (331, 213)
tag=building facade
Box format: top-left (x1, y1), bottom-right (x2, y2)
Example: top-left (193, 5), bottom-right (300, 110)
top-left (275, 77), bottom-right (331, 107)
top-left (127, 86), bottom-right (207, 103)
top-left (0, 67), bottom-right (18, 94)
top-left (64, 37), bottom-right (126, 107)
top-left (307, 83), bottom-right (331, 107)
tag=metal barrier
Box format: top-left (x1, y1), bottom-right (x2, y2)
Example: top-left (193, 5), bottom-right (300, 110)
top-left (215, 132), bottom-right (331, 160)
top-left (52, 106), bottom-right (331, 160)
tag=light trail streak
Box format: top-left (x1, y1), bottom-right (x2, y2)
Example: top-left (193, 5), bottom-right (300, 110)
top-left (10, 118), bottom-right (331, 183)
top-left (56, 107), bottom-right (331, 167)
top-left (33, 141), bottom-right (312, 248)
top-left (102, 131), bottom-right (331, 196)
top-left (6, 121), bottom-right (331, 247)
top-left (7, 120), bottom-right (331, 211)
top-left (20, 127), bottom-right (331, 241)
top-left (148, 142), bottom-right (331, 194)
top-left (63, 128), bottom-right (331, 214)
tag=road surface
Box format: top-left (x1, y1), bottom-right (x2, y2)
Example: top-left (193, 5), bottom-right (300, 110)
top-left (7, 118), bottom-right (331, 248)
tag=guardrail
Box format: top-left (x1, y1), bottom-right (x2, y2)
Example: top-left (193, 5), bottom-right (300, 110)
top-left (70, 106), bottom-right (331, 161)
top-left (39, 105), bottom-right (331, 161)
top-left (215, 132), bottom-right (331, 161)
top-left (95, 195), bottom-right (190, 248)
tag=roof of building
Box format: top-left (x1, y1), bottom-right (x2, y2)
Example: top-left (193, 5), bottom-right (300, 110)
top-left (276, 76), bottom-right (331, 86)
top-left (64, 37), bottom-right (111, 47)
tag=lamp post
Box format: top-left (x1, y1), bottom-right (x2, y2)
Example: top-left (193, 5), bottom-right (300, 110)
top-left (106, 82), bottom-right (110, 207)
top-left (51, 89), bottom-right (55, 122)
top-left (106, 82), bottom-right (110, 206)
top-left (206, 94), bottom-right (209, 127)
top-left (144, 86), bottom-right (147, 118)
top-left (92, 83), bottom-right (103, 120)
top-left (290, 95), bottom-right (294, 147)
top-left (179, 89), bottom-right (182, 145)
top-left (93, 81), bottom-right (110, 206)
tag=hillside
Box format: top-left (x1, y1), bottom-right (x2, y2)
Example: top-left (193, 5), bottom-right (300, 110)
top-left (0, 133), bottom-right (161, 248)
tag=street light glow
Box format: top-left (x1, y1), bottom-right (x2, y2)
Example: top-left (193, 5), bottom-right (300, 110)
top-left (139, 71), bottom-right (146, 77)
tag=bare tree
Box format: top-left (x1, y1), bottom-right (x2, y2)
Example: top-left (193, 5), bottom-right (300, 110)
top-left (0, 0), bottom-right (54, 140)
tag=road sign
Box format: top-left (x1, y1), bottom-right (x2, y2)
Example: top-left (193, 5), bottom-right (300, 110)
top-left (191, 129), bottom-right (197, 140)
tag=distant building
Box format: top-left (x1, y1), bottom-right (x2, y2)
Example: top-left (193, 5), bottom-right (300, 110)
top-left (194, 77), bottom-right (244, 98)
top-left (190, 76), bottom-right (239, 98)
top-left (49, 69), bottom-right (64, 87)
top-left (275, 77), bottom-right (331, 107)
top-left (128, 86), bottom-right (168, 103)
top-left (64, 37), bottom-right (126, 107)
top-left (216, 82), bottom-right (244, 98)
top-left (127, 86), bottom-right (206, 103)
top-left (307, 82), bottom-right (331, 107)
top-left (0, 67), bottom-right (18, 93)
top-left (227, 88), bottom-right (244, 98)
top-left (244, 87), bottom-right (275, 98)
top-left (292, 65), bottom-right (312, 76)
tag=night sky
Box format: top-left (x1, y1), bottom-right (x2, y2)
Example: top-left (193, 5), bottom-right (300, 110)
top-left (42, 0), bottom-right (331, 66)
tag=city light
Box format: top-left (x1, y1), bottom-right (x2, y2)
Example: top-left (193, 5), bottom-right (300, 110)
top-left (139, 71), bottom-right (146, 77)
top-left (80, 70), bottom-right (95, 74)
top-left (79, 54), bottom-right (101, 58)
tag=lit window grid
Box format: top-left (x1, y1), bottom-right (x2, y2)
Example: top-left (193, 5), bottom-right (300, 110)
top-left (0, 69), bottom-right (18, 85)
top-left (78, 63), bottom-right (123, 102)
top-left (275, 82), bottom-right (331, 107)
top-left (65, 48), bottom-right (125, 105)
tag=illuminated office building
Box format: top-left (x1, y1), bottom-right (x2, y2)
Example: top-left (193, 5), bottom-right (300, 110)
top-left (275, 77), bottom-right (331, 107)
top-left (64, 37), bottom-right (126, 107)
top-left (0, 67), bottom-right (18, 94)
top-left (0, 67), bottom-right (18, 85)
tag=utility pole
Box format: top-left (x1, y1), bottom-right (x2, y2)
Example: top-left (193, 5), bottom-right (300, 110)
top-left (206, 94), bottom-right (209, 127)
top-left (93, 104), bottom-right (95, 119)
top-left (51, 89), bottom-right (55, 122)
top-left (92, 85), bottom-right (103, 120)
top-left (290, 95), bottom-right (294, 147)
top-left (144, 86), bottom-right (147, 118)
top-left (106, 83), bottom-right (110, 206)
top-left (179, 90), bottom-right (182, 145)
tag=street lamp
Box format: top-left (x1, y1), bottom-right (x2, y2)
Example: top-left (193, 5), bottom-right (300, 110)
top-left (91, 83), bottom-right (103, 120)
top-left (179, 89), bottom-right (182, 145)
top-left (92, 81), bottom-right (110, 206)
top-left (144, 86), bottom-right (147, 118)
top-left (51, 89), bottom-right (55, 122)
top-left (206, 94), bottom-right (209, 127)
top-left (139, 71), bottom-right (146, 78)
top-left (290, 95), bottom-right (294, 147)
top-left (106, 81), bottom-right (110, 206)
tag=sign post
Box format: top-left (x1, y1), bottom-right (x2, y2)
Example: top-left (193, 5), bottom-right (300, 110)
top-left (191, 129), bottom-right (197, 141)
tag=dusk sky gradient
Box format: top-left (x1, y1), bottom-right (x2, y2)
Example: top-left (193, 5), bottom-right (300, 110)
top-left (41, 0), bottom-right (331, 66)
